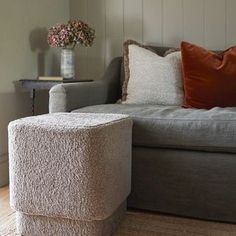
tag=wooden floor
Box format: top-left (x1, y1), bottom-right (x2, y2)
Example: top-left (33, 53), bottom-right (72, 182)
top-left (1, 186), bottom-right (236, 236)
top-left (0, 186), bottom-right (16, 236)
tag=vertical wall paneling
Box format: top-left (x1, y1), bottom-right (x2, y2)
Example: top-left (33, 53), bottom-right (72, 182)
top-left (105, 0), bottom-right (124, 67)
top-left (70, 0), bottom-right (88, 79)
top-left (226, 0), bottom-right (236, 47)
top-left (70, 0), bottom-right (236, 79)
top-left (124, 0), bottom-right (143, 42)
top-left (205, 0), bottom-right (226, 49)
top-left (163, 0), bottom-right (184, 47)
top-left (143, 0), bottom-right (163, 46)
top-left (183, 0), bottom-right (204, 46)
top-left (87, 0), bottom-right (105, 79)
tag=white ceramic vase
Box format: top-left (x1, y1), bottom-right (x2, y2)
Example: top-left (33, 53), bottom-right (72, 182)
top-left (61, 48), bottom-right (75, 79)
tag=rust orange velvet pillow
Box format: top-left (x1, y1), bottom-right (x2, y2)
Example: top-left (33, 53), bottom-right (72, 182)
top-left (181, 41), bottom-right (236, 109)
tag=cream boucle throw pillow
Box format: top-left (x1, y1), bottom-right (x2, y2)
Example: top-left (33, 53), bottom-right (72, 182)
top-left (122, 41), bottom-right (183, 105)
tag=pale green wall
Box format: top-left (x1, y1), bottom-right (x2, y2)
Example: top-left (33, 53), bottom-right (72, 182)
top-left (0, 0), bottom-right (70, 186)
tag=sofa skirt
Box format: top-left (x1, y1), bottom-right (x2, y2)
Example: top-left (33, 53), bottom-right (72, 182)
top-left (128, 147), bottom-right (236, 222)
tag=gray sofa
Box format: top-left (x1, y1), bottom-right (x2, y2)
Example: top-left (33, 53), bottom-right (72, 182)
top-left (49, 47), bottom-right (236, 223)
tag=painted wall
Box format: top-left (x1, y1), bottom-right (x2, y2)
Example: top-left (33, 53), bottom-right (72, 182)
top-left (0, 0), bottom-right (69, 186)
top-left (70, 0), bottom-right (236, 80)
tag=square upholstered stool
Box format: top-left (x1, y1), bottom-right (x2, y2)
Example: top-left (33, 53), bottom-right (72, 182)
top-left (8, 113), bottom-right (132, 236)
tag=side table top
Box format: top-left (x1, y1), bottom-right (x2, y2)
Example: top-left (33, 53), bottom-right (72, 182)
top-left (20, 79), bottom-right (93, 83)
top-left (19, 79), bottom-right (93, 90)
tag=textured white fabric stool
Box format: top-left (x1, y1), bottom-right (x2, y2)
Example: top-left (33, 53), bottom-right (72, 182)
top-left (8, 113), bottom-right (132, 236)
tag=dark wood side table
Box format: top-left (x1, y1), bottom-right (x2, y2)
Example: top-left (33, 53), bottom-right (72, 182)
top-left (19, 79), bottom-right (93, 115)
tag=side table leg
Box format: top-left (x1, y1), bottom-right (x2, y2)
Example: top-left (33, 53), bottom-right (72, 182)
top-left (30, 89), bottom-right (36, 116)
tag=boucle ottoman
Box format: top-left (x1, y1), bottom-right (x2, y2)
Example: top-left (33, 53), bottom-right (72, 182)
top-left (8, 113), bottom-right (132, 236)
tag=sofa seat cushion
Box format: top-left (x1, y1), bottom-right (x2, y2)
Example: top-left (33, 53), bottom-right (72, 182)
top-left (73, 104), bottom-right (236, 153)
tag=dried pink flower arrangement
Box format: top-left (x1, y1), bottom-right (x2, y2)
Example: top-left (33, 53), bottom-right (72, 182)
top-left (47, 20), bottom-right (95, 49)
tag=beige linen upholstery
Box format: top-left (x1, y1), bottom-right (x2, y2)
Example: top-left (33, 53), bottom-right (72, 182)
top-left (9, 113), bottom-right (132, 235)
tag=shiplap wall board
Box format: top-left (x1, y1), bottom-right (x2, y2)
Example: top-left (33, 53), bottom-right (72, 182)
top-left (124, 0), bottom-right (143, 42)
top-left (70, 0), bottom-right (236, 80)
top-left (87, 0), bottom-right (106, 79)
top-left (205, 0), bottom-right (226, 49)
top-left (143, 0), bottom-right (163, 45)
top-left (70, 0), bottom-right (88, 79)
top-left (105, 0), bottom-right (124, 68)
top-left (183, 0), bottom-right (204, 45)
top-left (227, 0), bottom-right (236, 46)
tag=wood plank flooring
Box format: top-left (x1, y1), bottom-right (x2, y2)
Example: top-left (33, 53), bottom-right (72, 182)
top-left (0, 186), bottom-right (16, 235)
top-left (1, 186), bottom-right (236, 236)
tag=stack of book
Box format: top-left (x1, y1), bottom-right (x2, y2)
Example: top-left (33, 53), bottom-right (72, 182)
top-left (38, 76), bottom-right (63, 81)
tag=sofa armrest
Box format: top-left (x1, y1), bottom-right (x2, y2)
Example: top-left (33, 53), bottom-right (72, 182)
top-left (49, 57), bottom-right (122, 113)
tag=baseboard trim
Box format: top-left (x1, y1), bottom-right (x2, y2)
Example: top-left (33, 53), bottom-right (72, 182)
top-left (0, 153), bottom-right (9, 187)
